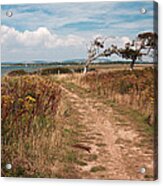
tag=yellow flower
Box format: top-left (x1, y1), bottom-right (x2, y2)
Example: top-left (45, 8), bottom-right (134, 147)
top-left (18, 98), bottom-right (24, 102)
top-left (25, 95), bottom-right (36, 103)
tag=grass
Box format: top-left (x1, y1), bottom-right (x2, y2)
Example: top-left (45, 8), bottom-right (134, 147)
top-left (53, 70), bottom-right (155, 138)
top-left (90, 166), bottom-right (106, 173)
top-left (50, 90), bottom-right (89, 178)
top-left (52, 70), bottom-right (156, 154)
top-left (87, 154), bottom-right (98, 161)
top-left (61, 81), bottom-right (87, 97)
top-left (2, 65), bottom-right (157, 179)
top-left (1, 74), bottom-right (88, 177)
top-left (64, 151), bottom-right (87, 166)
top-left (111, 103), bottom-right (154, 136)
top-left (1, 75), bottom-right (61, 177)
top-left (103, 98), bottom-right (155, 149)
top-left (96, 143), bottom-right (106, 147)
top-left (81, 67), bottom-right (157, 126)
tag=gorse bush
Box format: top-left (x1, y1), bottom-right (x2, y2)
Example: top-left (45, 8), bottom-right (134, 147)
top-left (1, 75), bottom-right (61, 177)
top-left (81, 67), bottom-right (157, 125)
top-left (7, 69), bottom-right (28, 76)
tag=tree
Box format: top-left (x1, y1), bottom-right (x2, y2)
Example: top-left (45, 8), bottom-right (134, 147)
top-left (84, 37), bottom-right (106, 73)
top-left (84, 32), bottom-right (158, 73)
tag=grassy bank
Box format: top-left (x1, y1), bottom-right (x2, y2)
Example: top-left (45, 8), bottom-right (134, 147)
top-left (1, 75), bottom-right (61, 177)
top-left (81, 67), bottom-right (157, 125)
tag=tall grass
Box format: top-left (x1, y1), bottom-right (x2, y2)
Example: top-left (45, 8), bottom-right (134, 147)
top-left (1, 75), bottom-right (61, 177)
top-left (81, 67), bottom-right (157, 125)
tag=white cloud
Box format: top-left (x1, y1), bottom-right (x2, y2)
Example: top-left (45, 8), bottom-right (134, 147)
top-left (1, 25), bottom-right (152, 62)
top-left (103, 36), bottom-right (132, 48)
top-left (1, 25), bottom-right (85, 48)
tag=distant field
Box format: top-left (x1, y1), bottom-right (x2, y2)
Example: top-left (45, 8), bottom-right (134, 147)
top-left (5, 63), bottom-right (155, 76)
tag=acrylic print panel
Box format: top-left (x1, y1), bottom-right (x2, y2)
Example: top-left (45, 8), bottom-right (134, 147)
top-left (1, 1), bottom-right (158, 180)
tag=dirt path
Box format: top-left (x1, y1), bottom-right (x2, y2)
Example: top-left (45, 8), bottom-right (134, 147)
top-left (55, 77), bottom-right (154, 180)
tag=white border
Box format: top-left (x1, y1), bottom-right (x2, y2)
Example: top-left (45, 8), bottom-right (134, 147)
top-left (0, 0), bottom-right (162, 186)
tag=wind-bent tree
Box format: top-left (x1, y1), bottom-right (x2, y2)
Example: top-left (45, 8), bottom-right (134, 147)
top-left (118, 32), bottom-right (158, 70)
top-left (84, 32), bottom-right (158, 73)
top-left (84, 37), bottom-right (106, 73)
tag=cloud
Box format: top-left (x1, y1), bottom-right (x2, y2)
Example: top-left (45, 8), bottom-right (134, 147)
top-left (1, 25), bottom-right (145, 62)
top-left (1, 25), bottom-right (87, 62)
top-left (1, 1), bottom-right (155, 62)
top-left (1, 25), bottom-right (85, 48)
top-left (105, 36), bottom-right (131, 48)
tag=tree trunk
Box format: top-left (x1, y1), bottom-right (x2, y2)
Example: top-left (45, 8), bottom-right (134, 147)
top-left (83, 66), bottom-right (88, 74)
top-left (130, 59), bottom-right (135, 71)
top-left (83, 59), bottom-right (91, 74)
top-left (83, 57), bottom-right (97, 74)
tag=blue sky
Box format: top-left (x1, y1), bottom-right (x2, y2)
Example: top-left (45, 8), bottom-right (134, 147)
top-left (1, 1), bottom-right (157, 62)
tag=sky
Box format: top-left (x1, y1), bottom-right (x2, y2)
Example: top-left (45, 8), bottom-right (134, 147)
top-left (1, 1), bottom-right (157, 62)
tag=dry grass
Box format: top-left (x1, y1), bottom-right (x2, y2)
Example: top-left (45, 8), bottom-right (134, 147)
top-left (1, 65), bottom-right (157, 178)
top-left (81, 67), bottom-right (157, 125)
top-left (1, 75), bottom-right (61, 177)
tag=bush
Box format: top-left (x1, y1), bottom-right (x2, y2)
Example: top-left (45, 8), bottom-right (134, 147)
top-left (7, 70), bottom-right (28, 76)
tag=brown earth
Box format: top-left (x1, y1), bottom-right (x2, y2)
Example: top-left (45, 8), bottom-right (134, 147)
top-left (51, 73), bottom-right (156, 180)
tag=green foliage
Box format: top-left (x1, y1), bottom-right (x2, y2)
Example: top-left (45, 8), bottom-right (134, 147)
top-left (90, 166), bottom-right (106, 172)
